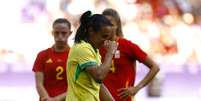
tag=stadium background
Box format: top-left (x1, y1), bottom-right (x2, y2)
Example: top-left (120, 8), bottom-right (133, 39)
top-left (0, 0), bottom-right (201, 101)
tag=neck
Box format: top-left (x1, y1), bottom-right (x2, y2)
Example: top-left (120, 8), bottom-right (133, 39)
top-left (53, 44), bottom-right (69, 52)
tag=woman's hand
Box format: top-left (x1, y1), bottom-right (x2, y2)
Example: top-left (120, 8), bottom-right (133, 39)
top-left (117, 86), bottom-right (140, 100)
top-left (104, 40), bottom-right (118, 55)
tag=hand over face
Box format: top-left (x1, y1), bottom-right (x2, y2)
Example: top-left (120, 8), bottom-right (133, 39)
top-left (104, 40), bottom-right (118, 54)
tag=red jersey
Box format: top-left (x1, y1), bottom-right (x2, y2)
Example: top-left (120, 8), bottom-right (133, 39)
top-left (32, 47), bottom-right (69, 97)
top-left (100, 38), bottom-right (147, 101)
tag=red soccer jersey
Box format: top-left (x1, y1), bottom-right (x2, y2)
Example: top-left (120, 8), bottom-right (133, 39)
top-left (100, 38), bottom-right (147, 101)
top-left (32, 47), bottom-right (69, 97)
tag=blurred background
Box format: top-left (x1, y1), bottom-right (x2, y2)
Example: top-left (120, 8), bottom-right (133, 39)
top-left (0, 0), bottom-right (201, 101)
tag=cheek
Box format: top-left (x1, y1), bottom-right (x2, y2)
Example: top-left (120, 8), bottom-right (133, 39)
top-left (64, 35), bottom-right (69, 39)
top-left (55, 35), bottom-right (68, 41)
top-left (107, 34), bottom-right (113, 40)
top-left (99, 40), bottom-right (106, 47)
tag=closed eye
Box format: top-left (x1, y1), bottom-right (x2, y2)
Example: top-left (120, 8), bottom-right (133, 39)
top-left (102, 34), bottom-right (109, 39)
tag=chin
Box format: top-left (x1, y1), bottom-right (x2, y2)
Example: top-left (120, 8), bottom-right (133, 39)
top-left (56, 41), bottom-right (64, 44)
top-left (56, 42), bottom-right (65, 46)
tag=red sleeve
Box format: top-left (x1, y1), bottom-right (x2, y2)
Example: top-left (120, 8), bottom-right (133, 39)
top-left (32, 50), bottom-right (46, 72)
top-left (127, 40), bottom-right (147, 62)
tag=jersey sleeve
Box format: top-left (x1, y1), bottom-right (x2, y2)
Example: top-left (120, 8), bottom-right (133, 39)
top-left (32, 51), bottom-right (45, 72)
top-left (128, 40), bottom-right (147, 62)
top-left (76, 46), bottom-right (98, 70)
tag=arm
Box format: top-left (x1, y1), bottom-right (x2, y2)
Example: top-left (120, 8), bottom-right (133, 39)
top-left (99, 84), bottom-right (115, 101)
top-left (52, 92), bottom-right (66, 101)
top-left (134, 56), bottom-right (160, 93)
top-left (86, 40), bottom-right (118, 83)
top-left (34, 72), bottom-right (51, 101)
top-left (85, 51), bottom-right (114, 83)
top-left (118, 56), bottom-right (159, 99)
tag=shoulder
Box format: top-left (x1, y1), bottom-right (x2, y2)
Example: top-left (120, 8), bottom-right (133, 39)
top-left (69, 42), bottom-right (97, 60)
top-left (119, 38), bottom-right (138, 47)
top-left (72, 41), bottom-right (94, 53)
top-left (36, 48), bottom-right (51, 57)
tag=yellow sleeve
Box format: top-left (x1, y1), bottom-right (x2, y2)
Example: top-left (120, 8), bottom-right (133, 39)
top-left (76, 46), bottom-right (97, 70)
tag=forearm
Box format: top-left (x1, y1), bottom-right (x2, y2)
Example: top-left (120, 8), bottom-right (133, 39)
top-left (36, 83), bottom-right (49, 99)
top-left (54, 92), bottom-right (66, 101)
top-left (135, 66), bottom-right (159, 90)
top-left (34, 72), bottom-right (50, 101)
top-left (97, 52), bottom-right (113, 78)
top-left (85, 41), bottom-right (118, 83)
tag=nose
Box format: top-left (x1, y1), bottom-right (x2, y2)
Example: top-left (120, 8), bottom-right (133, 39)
top-left (55, 33), bottom-right (65, 41)
top-left (57, 33), bottom-right (65, 40)
top-left (58, 33), bottom-right (64, 38)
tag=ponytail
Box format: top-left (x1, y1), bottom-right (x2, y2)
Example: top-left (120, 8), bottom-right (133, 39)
top-left (74, 11), bottom-right (92, 43)
top-left (74, 10), bottom-right (113, 43)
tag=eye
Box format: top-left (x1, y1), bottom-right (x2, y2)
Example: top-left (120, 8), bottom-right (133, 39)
top-left (54, 31), bottom-right (68, 36)
top-left (54, 31), bottom-right (59, 35)
top-left (102, 34), bottom-right (112, 40)
top-left (102, 34), bottom-right (109, 38)
top-left (61, 32), bottom-right (68, 36)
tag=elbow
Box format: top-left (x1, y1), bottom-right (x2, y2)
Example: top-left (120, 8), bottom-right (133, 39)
top-left (94, 74), bottom-right (105, 83)
top-left (149, 63), bottom-right (160, 74)
top-left (36, 83), bottom-right (43, 90)
top-left (86, 67), bottom-right (106, 83)
top-left (93, 71), bottom-right (107, 83)
top-left (36, 85), bottom-right (40, 90)
top-left (153, 64), bottom-right (160, 74)
top-left (87, 67), bottom-right (109, 83)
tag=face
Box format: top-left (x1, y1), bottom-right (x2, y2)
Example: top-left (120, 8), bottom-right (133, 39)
top-left (52, 23), bottom-right (72, 46)
top-left (90, 26), bottom-right (114, 48)
top-left (105, 15), bottom-right (117, 40)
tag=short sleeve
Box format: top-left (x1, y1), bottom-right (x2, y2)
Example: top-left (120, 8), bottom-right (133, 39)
top-left (32, 51), bottom-right (45, 72)
top-left (77, 46), bottom-right (98, 70)
top-left (128, 41), bottom-right (147, 62)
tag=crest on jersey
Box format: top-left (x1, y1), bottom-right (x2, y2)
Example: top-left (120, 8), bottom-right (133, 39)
top-left (46, 58), bottom-right (53, 63)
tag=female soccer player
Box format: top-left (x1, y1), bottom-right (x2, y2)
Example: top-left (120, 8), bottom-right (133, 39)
top-left (66, 11), bottom-right (118, 101)
top-left (33, 18), bottom-right (72, 101)
top-left (100, 8), bottom-right (160, 101)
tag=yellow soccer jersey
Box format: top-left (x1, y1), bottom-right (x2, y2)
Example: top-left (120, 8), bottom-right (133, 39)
top-left (66, 40), bottom-right (101, 101)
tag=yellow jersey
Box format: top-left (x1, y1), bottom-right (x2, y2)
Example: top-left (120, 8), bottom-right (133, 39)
top-left (66, 40), bottom-right (101, 101)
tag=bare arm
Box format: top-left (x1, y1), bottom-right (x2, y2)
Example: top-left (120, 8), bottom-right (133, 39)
top-left (34, 72), bottom-right (51, 101)
top-left (86, 51), bottom-right (114, 83)
top-left (118, 56), bottom-right (159, 99)
top-left (99, 84), bottom-right (115, 101)
top-left (52, 92), bottom-right (66, 101)
top-left (86, 40), bottom-right (118, 83)
top-left (135, 56), bottom-right (160, 91)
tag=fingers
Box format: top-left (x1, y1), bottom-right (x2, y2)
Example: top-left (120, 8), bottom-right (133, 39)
top-left (117, 88), bottom-right (130, 99)
top-left (117, 88), bottom-right (126, 92)
top-left (41, 97), bottom-right (48, 101)
top-left (111, 41), bottom-right (118, 54)
top-left (104, 40), bottom-right (118, 48)
top-left (104, 40), bottom-right (109, 46)
top-left (118, 91), bottom-right (130, 99)
top-left (104, 40), bottom-right (118, 54)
